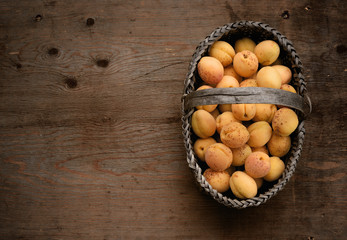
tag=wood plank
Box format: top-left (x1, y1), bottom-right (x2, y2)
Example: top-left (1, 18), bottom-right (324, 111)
top-left (0, 0), bottom-right (346, 239)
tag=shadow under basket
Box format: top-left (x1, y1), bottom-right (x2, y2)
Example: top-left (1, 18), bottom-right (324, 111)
top-left (181, 21), bottom-right (312, 209)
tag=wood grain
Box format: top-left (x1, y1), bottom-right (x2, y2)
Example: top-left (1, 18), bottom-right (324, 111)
top-left (0, 0), bottom-right (346, 239)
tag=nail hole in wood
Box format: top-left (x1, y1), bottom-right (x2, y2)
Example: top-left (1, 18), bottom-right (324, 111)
top-left (305, 5), bottom-right (311, 11)
top-left (96, 59), bottom-right (109, 68)
top-left (48, 47), bottom-right (59, 56)
top-left (281, 10), bottom-right (290, 19)
top-left (35, 15), bottom-right (42, 22)
top-left (86, 18), bottom-right (95, 26)
top-left (336, 44), bottom-right (346, 54)
top-left (16, 63), bottom-right (22, 69)
top-left (64, 78), bottom-right (78, 89)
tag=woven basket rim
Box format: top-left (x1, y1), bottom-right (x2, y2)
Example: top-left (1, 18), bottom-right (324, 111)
top-left (181, 20), bottom-right (308, 209)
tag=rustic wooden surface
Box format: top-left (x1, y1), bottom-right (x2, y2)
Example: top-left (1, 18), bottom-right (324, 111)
top-left (0, 0), bottom-right (346, 239)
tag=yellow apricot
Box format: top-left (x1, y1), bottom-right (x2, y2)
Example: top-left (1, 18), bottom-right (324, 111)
top-left (229, 171), bottom-right (257, 199)
top-left (251, 145), bottom-right (269, 155)
top-left (267, 132), bottom-right (291, 157)
top-left (254, 40), bottom-right (280, 66)
top-left (230, 144), bottom-right (252, 166)
top-left (235, 37), bottom-right (256, 53)
top-left (220, 122), bottom-right (250, 148)
top-left (209, 41), bottom-right (236, 67)
top-left (253, 104), bottom-right (277, 123)
top-left (264, 157), bottom-right (285, 182)
top-left (233, 50), bottom-right (259, 78)
top-left (193, 137), bottom-right (217, 161)
top-left (247, 121), bottom-right (272, 147)
top-left (203, 168), bottom-right (231, 193)
top-left (197, 56), bottom-right (224, 86)
top-left (280, 84), bottom-right (296, 93)
top-left (205, 143), bottom-right (233, 171)
top-left (232, 103), bottom-right (256, 121)
top-left (272, 108), bottom-right (299, 137)
top-left (224, 65), bottom-right (243, 83)
top-left (216, 111), bottom-right (241, 134)
top-left (245, 152), bottom-right (271, 178)
top-left (216, 75), bottom-right (240, 88)
top-left (191, 109), bottom-right (216, 138)
top-left (239, 79), bottom-right (258, 87)
top-left (256, 66), bottom-right (282, 89)
top-left (272, 65), bottom-right (292, 84)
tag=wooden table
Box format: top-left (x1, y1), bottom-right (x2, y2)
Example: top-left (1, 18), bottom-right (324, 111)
top-left (0, 1), bottom-right (346, 239)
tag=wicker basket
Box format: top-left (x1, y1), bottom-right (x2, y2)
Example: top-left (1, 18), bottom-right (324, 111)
top-left (181, 21), bottom-right (311, 209)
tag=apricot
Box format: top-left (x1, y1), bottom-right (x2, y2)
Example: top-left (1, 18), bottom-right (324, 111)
top-left (253, 104), bottom-right (277, 123)
top-left (216, 75), bottom-right (240, 88)
top-left (224, 65), bottom-right (243, 83)
top-left (195, 85), bottom-right (218, 112)
top-left (280, 84), bottom-right (296, 93)
top-left (218, 104), bottom-right (232, 113)
top-left (233, 50), bottom-right (259, 78)
top-left (216, 111), bottom-right (241, 134)
top-left (254, 40), bottom-right (280, 66)
top-left (203, 168), bottom-right (231, 193)
top-left (197, 56), bottom-right (224, 86)
top-left (232, 103), bottom-right (256, 121)
top-left (231, 144), bottom-right (252, 166)
top-left (229, 171), bottom-right (257, 199)
top-left (247, 121), bottom-right (272, 147)
top-left (272, 108), bottom-right (299, 136)
top-left (235, 37), bottom-right (256, 53)
top-left (267, 132), bottom-right (291, 157)
top-left (209, 41), bottom-right (236, 67)
top-left (264, 157), bottom-right (285, 182)
top-left (245, 152), bottom-right (271, 178)
top-left (210, 108), bottom-right (220, 119)
top-left (239, 79), bottom-right (258, 87)
top-left (256, 66), bottom-right (282, 89)
top-left (193, 137), bottom-right (217, 161)
top-left (251, 145), bottom-right (269, 155)
top-left (205, 143), bottom-right (233, 171)
top-left (220, 122), bottom-right (250, 148)
top-left (272, 65), bottom-right (292, 84)
top-left (191, 109), bottom-right (216, 138)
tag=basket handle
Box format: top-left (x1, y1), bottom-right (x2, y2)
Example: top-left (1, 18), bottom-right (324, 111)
top-left (182, 87), bottom-right (311, 117)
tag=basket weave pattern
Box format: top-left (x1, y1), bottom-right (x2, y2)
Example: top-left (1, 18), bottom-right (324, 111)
top-left (181, 21), bottom-right (308, 209)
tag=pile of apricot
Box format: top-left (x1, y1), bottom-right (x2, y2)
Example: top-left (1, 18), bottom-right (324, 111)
top-left (192, 38), bottom-right (299, 199)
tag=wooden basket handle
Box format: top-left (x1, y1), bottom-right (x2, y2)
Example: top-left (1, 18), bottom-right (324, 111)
top-left (182, 87), bottom-right (311, 117)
